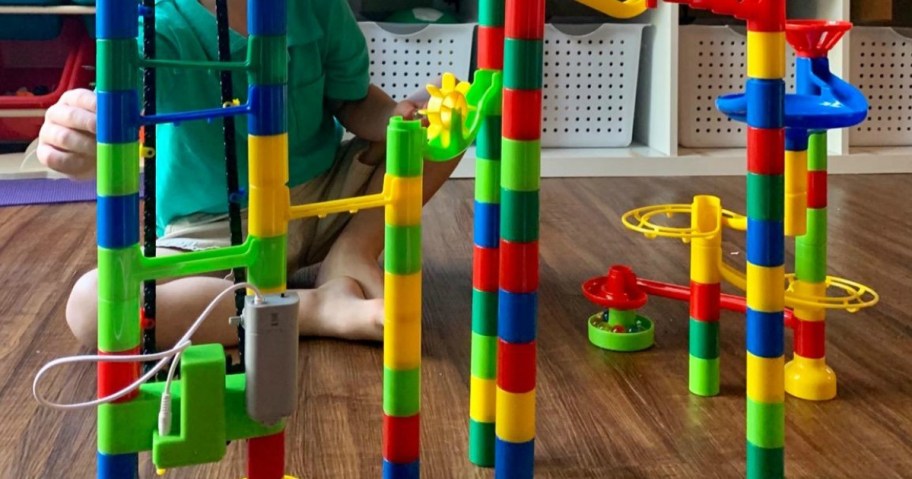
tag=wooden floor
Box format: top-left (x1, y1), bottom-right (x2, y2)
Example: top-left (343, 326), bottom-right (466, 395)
top-left (1, 176), bottom-right (911, 478)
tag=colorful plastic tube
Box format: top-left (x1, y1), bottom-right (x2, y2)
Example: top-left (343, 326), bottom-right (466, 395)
top-left (382, 118), bottom-right (425, 478)
top-left (494, 0), bottom-right (544, 477)
top-left (785, 130), bottom-right (835, 400)
top-left (688, 196), bottom-right (723, 397)
top-left (469, 0), bottom-right (505, 468)
top-left (743, 14), bottom-right (787, 479)
top-left (95, 0), bottom-right (143, 474)
top-left (244, 3), bottom-right (291, 476)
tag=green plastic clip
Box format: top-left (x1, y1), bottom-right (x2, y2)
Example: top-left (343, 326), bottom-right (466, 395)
top-left (152, 344), bottom-right (228, 469)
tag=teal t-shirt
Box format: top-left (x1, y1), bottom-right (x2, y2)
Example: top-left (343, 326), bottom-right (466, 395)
top-left (150, 0), bottom-right (369, 235)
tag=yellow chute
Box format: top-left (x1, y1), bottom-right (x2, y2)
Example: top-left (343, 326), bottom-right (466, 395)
top-left (574, 0), bottom-right (651, 19)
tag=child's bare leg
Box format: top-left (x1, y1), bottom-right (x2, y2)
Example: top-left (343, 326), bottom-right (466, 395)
top-left (65, 150), bottom-right (462, 348)
top-left (316, 146), bottom-right (463, 300)
top-left (153, 276), bottom-right (383, 346)
top-left (67, 267), bottom-right (383, 349)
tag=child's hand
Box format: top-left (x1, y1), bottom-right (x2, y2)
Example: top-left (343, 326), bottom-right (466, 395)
top-left (37, 89), bottom-right (98, 180)
top-left (392, 99), bottom-right (427, 126)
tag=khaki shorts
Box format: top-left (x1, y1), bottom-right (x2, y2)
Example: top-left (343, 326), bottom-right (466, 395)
top-left (157, 139), bottom-right (379, 273)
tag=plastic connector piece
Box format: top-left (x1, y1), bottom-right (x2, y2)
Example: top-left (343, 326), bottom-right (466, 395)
top-left (228, 188), bottom-right (247, 204)
top-left (152, 344), bottom-right (227, 468)
top-left (242, 293), bottom-right (300, 426)
top-left (157, 393), bottom-right (172, 437)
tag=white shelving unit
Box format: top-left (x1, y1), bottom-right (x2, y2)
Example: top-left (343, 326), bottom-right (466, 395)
top-left (3, 2), bottom-right (909, 179)
top-left (448, 0), bottom-right (912, 177)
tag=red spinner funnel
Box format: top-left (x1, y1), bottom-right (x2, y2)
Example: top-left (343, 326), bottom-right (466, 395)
top-left (582, 265), bottom-right (648, 310)
top-left (786, 20), bottom-right (852, 58)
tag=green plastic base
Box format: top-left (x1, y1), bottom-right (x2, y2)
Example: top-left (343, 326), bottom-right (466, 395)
top-left (588, 313), bottom-right (655, 352)
top-left (153, 344), bottom-right (227, 468)
top-left (97, 350), bottom-right (283, 457)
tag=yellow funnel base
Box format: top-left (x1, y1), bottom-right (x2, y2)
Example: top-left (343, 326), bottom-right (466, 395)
top-left (785, 356), bottom-right (837, 401)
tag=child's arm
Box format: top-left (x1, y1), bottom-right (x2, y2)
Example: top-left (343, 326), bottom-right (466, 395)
top-left (329, 85), bottom-right (420, 143)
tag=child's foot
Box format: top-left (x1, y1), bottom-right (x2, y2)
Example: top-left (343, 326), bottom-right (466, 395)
top-left (316, 248), bottom-right (385, 300)
top-left (298, 276), bottom-right (384, 341)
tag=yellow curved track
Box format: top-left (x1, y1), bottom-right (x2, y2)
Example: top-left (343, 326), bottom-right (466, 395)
top-left (719, 262), bottom-right (879, 312)
top-left (621, 203), bottom-right (879, 313)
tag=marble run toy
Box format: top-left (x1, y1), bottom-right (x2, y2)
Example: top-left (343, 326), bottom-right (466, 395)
top-left (35, 0), bottom-right (641, 476)
top-left (32, 1), bottom-right (498, 479)
top-left (37, 0), bottom-right (872, 478)
top-left (583, 12), bottom-right (879, 479)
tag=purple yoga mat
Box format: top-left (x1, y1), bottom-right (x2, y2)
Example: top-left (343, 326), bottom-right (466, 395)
top-left (0, 173), bottom-right (147, 207)
top-left (0, 178), bottom-right (98, 207)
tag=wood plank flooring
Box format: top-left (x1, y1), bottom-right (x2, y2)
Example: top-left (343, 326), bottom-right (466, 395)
top-left (0, 176), bottom-right (910, 478)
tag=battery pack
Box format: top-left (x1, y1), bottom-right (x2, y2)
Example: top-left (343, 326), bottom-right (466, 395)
top-left (242, 293), bottom-right (300, 426)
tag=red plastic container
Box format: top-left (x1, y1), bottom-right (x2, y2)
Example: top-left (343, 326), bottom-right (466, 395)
top-left (0, 19), bottom-right (95, 142)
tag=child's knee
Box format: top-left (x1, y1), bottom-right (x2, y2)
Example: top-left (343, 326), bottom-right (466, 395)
top-left (66, 270), bottom-right (98, 348)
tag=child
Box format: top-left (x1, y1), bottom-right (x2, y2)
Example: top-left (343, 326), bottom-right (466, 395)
top-left (38, 0), bottom-right (459, 348)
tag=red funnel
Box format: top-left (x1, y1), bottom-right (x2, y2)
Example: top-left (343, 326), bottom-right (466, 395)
top-left (582, 265), bottom-right (648, 310)
top-left (786, 20), bottom-right (852, 58)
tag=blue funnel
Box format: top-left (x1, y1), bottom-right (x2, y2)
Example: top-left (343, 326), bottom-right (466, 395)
top-left (716, 57), bottom-right (868, 130)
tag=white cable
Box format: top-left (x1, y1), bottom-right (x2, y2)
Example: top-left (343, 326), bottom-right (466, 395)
top-left (33, 282), bottom-right (263, 412)
top-left (158, 351), bottom-right (182, 437)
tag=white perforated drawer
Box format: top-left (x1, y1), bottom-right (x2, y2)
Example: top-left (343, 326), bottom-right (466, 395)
top-left (542, 23), bottom-right (646, 148)
top-left (679, 26), bottom-right (797, 148)
top-left (359, 22), bottom-right (475, 102)
top-left (850, 27), bottom-right (912, 146)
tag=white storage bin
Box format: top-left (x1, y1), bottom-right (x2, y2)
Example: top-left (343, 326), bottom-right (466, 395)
top-left (359, 22), bottom-right (476, 101)
top-left (850, 27), bottom-right (912, 146)
top-left (679, 25), bottom-right (797, 148)
top-left (541, 23), bottom-right (646, 148)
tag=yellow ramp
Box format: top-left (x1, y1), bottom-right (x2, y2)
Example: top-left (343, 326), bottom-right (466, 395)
top-left (574, 0), bottom-right (651, 19)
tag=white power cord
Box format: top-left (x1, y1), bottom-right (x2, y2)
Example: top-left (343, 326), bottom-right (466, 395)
top-left (33, 282), bottom-right (264, 436)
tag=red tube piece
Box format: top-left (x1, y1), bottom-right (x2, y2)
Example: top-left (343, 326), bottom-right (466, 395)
top-left (793, 318), bottom-right (826, 359)
top-left (497, 339), bottom-right (537, 393)
top-left (748, 127), bottom-right (785, 175)
top-left (505, 0), bottom-right (546, 39)
top-left (690, 281), bottom-right (722, 322)
top-left (383, 414), bottom-right (421, 464)
top-left (500, 240), bottom-right (539, 294)
top-left (502, 88), bottom-right (543, 141)
top-left (97, 346), bottom-right (140, 401)
top-left (247, 431), bottom-right (285, 479)
top-left (473, 245), bottom-right (500, 292)
top-left (807, 171), bottom-right (828, 209)
top-left (478, 26), bottom-right (505, 70)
